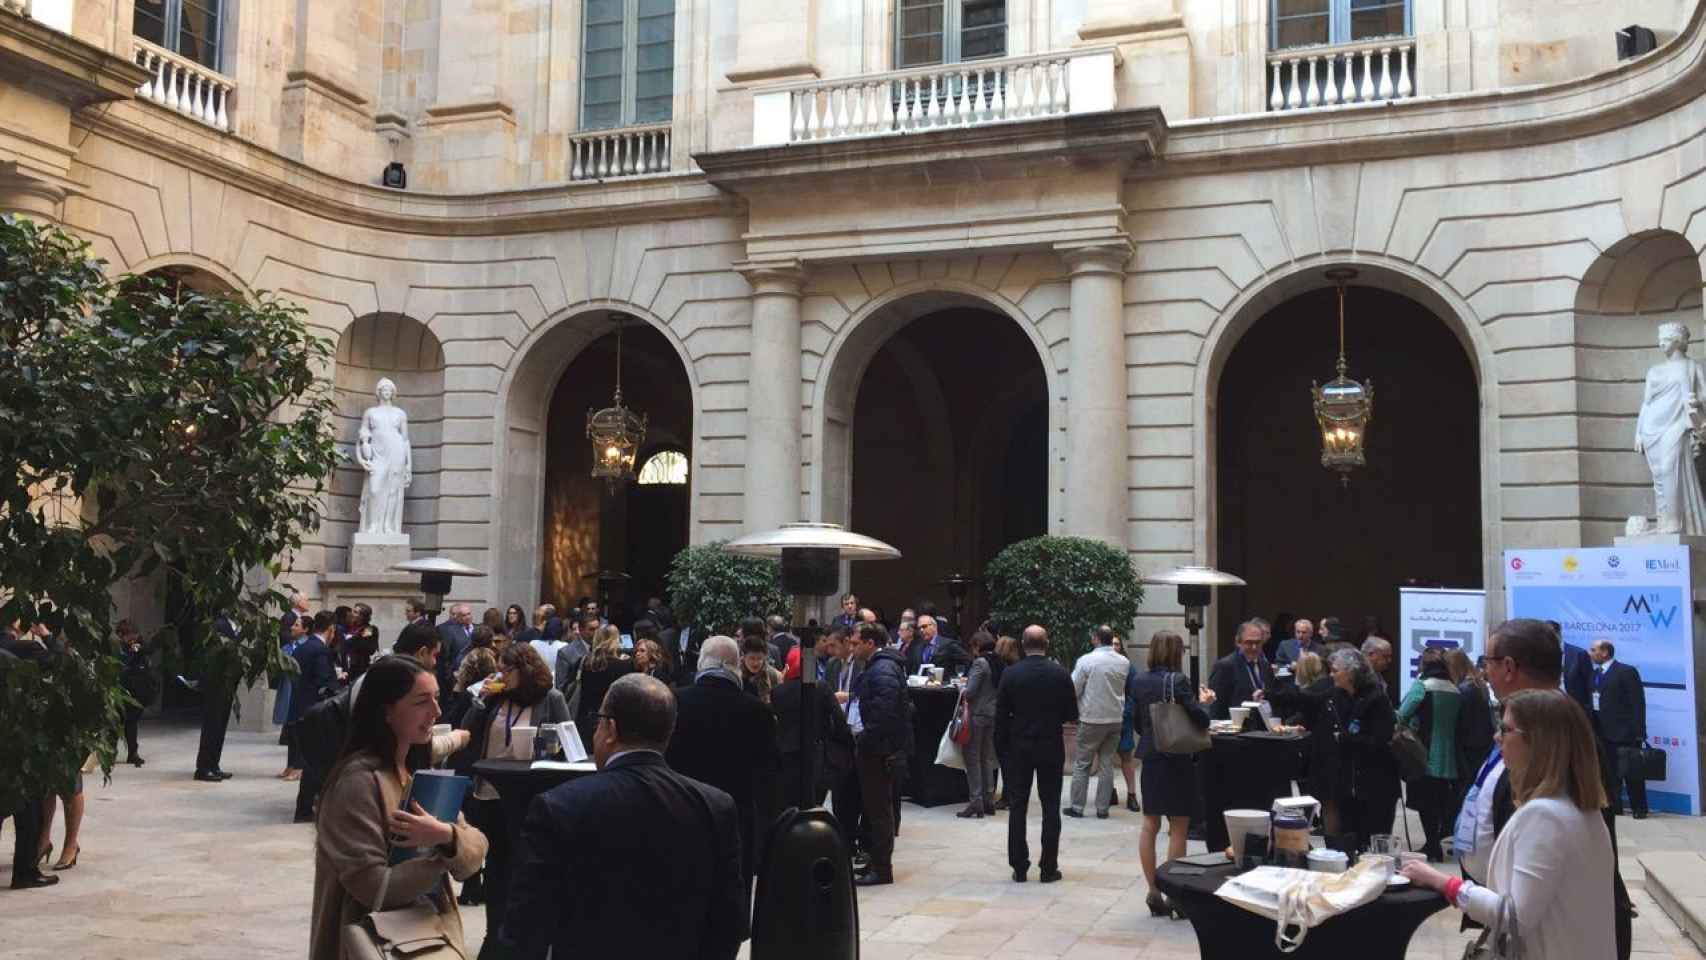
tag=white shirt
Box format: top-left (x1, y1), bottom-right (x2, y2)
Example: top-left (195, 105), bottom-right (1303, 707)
top-left (1458, 796), bottom-right (1615, 960)
top-left (1071, 645), bottom-right (1129, 725)
top-left (531, 638), bottom-right (567, 668)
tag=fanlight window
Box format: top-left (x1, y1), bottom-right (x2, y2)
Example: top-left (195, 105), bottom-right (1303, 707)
top-left (637, 449), bottom-right (688, 485)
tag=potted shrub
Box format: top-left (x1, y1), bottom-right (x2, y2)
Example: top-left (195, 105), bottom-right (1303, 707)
top-left (984, 535), bottom-right (1144, 666)
top-left (664, 541), bottom-right (790, 637)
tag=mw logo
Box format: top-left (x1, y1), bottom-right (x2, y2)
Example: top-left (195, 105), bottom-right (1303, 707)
top-left (1624, 594), bottom-right (1678, 628)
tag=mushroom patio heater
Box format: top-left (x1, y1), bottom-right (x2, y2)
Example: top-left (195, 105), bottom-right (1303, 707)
top-left (726, 522), bottom-right (898, 960)
top-left (1142, 565), bottom-right (1247, 686)
top-left (389, 557), bottom-right (487, 623)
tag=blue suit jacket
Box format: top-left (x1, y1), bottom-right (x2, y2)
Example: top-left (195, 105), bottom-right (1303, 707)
top-left (502, 751), bottom-right (748, 960)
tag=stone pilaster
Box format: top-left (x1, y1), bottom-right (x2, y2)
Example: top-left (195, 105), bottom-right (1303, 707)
top-left (737, 260), bottom-right (805, 534)
top-left (1059, 239), bottom-right (1133, 548)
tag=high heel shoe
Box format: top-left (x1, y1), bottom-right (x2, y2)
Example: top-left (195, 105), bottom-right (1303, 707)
top-left (52, 846), bottom-right (79, 871)
top-left (36, 844), bottom-right (52, 867)
top-left (1146, 892), bottom-right (1170, 917)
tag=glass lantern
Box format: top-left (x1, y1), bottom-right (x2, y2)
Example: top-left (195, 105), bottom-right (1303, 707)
top-left (587, 388), bottom-right (646, 488)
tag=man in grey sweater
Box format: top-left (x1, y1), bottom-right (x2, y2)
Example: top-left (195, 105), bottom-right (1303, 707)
top-left (1066, 625), bottom-right (1129, 819)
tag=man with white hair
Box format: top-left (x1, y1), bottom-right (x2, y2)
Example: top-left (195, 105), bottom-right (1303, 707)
top-left (664, 634), bottom-right (779, 884)
top-left (1361, 634), bottom-right (1394, 698)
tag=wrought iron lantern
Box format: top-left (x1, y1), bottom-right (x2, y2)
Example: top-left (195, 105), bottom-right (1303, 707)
top-left (587, 318), bottom-right (647, 488)
top-left (1312, 269), bottom-right (1373, 486)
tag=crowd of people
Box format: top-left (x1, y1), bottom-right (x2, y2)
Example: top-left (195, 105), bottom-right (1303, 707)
top-left (0, 584), bottom-right (1659, 960)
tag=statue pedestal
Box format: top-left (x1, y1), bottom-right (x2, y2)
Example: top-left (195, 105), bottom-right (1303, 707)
top-left (351, 531), bottom-right (411, 575)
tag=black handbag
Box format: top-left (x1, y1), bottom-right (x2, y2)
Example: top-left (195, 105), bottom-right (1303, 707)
top-left (1620, 744), bottom-right (1666, 782)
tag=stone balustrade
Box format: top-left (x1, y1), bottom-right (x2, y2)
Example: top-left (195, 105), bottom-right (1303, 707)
top-left (1266, 37), bottom-right (1416, 111)
top-left (750, 47), bottom-right (1118, 146)
top-left (0, 1), bottom-right (31, 16)
top-left (132, 38), bottom-right (233, 132)
top-left (568, 122), bottom-right (673, 181)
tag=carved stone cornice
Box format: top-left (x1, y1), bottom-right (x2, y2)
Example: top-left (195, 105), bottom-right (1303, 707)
top-left (734, 258), bottom-right (806, 296)
top-left (0, 10), bottom-right (149, 110)
top-left (1056, 238), bottom-right (1133, 274)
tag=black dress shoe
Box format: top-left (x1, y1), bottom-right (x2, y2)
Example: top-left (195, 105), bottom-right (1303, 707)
top-left (293, 811), bottom-right (316, 824)
top-left (1039, 868), bottom-right (1063, 884)
top-left (9, 873), bottom-right (59, 889)
top-left (1633, 811), bottom-right (1649, 820)
top-left (1011, 868), bottom-right (1027, 883)
top-left (1063, 808), bottom-right (1084, 818)
top-left (193, 770), bottom-right (224, 782)
top-left (215, 770), bottom-right (235, 780)
top-left (125, 755), bottom-right (144, 767)
top-left (853, 870), bottom-right (893, 887)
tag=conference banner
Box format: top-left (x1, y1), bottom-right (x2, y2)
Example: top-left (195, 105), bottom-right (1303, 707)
top-left (1398, 587), bottom-right (1486, 679)
top-left (1503, 547), bottom-right (1700, 815)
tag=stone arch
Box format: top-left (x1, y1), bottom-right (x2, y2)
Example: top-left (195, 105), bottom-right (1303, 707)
top-left (331, 314), bottom-right (446, 567)
top-left (809, 281), bottom-right (1066, 533)
top-left (1194, 255), bottom-right (1501, 657)
top-left (491, 302), bottom-right (701, 610)
top-left (124, 254), bottom-right (251, 299)
top-left (1574, 230), bottom-right (1706, 541)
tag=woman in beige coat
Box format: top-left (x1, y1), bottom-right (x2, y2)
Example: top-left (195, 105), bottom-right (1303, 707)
top-left (311, 656), bottom-right (488, 960)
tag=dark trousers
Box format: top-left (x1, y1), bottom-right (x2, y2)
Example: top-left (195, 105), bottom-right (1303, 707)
top-left (855, 747), bottom-right (897, 875)
top-left (832, 761), bottom-right (865, 854)
top-left (468, 796), bottom-right (510, 958)
top-left (1003, 747), bottom-right (1063, 873)
top-left (3, 796), bottom-right (45, 882)
top-left (122, 705), bottom-right (143, 759)
top-left (1608, 742), bottom-right (1650, 816)
top-left (1410, 777), bottom-right (1453, 855)
top-left (294, 765), bottom-right (322, 820)
top-left (195, 681), bottom-right (235, 774)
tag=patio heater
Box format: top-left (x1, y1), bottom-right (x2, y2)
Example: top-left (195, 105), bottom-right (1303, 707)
top-left (1141, 565), bottom-right (1247, 685)
top-left (390, 557), bottom-right (487, 623)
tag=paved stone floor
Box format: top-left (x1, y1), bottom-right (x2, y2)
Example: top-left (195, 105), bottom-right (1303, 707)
top-left (3, 720), bottom-right (1702, 959)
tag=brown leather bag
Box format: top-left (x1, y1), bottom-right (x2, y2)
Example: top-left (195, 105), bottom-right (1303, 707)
top-left (341, 867), bottom-right (464, 960)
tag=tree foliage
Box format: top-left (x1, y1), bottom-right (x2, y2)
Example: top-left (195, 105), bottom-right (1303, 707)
top-left (664, 542), bottom-right (790, 636)
top-left (0, 216), bottom-right (338, 808)
top-left (984, 535), bottom-right (1144, 666)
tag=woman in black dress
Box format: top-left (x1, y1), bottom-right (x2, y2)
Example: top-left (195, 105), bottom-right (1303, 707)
top-left (1128, 629), bottom-right (1214, 917)
top-left (1263, 651), bottom-right (1343, 834)
top-left (573, 625), bottom-right (634, 751)
top-left (1330, 647), bottom-right (1400, 850)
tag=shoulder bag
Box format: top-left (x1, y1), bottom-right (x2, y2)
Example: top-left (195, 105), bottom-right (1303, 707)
top-left (948, 687), bottom-right (972, 746)
top-left (1461, 890), bottom-right (1522, 960)
top-left (1149, 672), bottom-right (1211, 755)
top-left (342, 776), bottom-right (464, 960)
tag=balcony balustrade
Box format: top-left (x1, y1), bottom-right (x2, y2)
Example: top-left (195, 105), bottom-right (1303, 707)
top-left (1266, 37), bottom-right (1416, 111)
top-left (131, 38), bottom-right (233, 132)
top-left (568, 122), bottom-right (674, 181)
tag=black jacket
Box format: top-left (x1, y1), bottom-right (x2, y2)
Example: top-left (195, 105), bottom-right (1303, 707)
top-left (993, 654), bottom-right (1078, 762)
top-left (931, 639), bottom-right (975, 679)
top-left (1264, 675), bottom-right (1343, 796)
top-left (848, 649), bottom-right (910, 755)
top-left (1129, 668), bottom-right (1210, 760)
top-left (288, 635), bottom-right (336, 724)
top-left (1207, 651), bottom-right (1273, 719)
top-left (502, 751), bottom-right (747, 960)
top-left (1595, 661), bottom-right (1646, 745)
top-left (1341, 684), bottom-right (1398, 801)
top-left (665, 673), bottom-right (779, 878)
top-left (771, 678), bottom-right (854, 805)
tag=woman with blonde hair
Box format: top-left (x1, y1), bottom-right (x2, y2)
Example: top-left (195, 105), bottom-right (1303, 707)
top-left (571, 624), bottom-right (634, 750)
top-left (1127, 629), bottom-right (1214, 917)
top-left (1403, 689), bottom-right (1613, 960)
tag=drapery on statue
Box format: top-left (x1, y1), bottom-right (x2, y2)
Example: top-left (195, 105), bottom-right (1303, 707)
top-left (1635, 321), bottom-right (1706, 536)
top-left (355, 378), bottom-right (412, 535)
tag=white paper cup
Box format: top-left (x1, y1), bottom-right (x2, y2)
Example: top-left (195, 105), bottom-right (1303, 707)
top-left (1228, 707), bottom-right (1252, 728)
top-left (1307, 849), bottom-right (1348, 873)
top-left (1225, 809), bottom-right (1270, 859)
top-left (431, 724), bottom-right (452, 738)
top-left (510, 725), bottom-right (538, 759)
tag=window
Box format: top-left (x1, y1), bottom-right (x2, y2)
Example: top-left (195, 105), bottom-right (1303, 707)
top-left (637, 450), bottom-right (688, 486)
top-left (582, 0), bottom-right (674, 130)
top-left (133, 0), bottom-right (225, 71)
top-left (1271, 0), bottom-right (1407, 49)
top-left (896, 0), bottom-right (1007, 68)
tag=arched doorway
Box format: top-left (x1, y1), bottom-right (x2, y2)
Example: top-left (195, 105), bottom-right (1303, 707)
top-left (540, 323), bottom-right (692, 622)
top-left (1214, 284), bottom-right (1483, 652)
top-left (845, 305), bottom-right (1049, 631)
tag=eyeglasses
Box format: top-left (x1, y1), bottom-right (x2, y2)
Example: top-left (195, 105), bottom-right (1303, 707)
top-left (1495, 721), bottom-right (1523, 739)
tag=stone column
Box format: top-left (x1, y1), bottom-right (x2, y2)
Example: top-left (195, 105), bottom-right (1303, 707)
top-left (0, 168), bottom-right (66, 223)
top-left (740, 261), bottom-right (805, 533)
top-left (1059, 240), bottom-right (1132, 548)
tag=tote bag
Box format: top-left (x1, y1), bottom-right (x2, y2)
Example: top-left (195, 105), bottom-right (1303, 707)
top-left (1149, 671), bottom-right (1210, 755)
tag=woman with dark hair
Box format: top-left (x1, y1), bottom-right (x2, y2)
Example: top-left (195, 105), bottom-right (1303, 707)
top-left (1130, 630), bottom-right (1214, 917)
top-left (572, 625), bottom-right (634, 751)
top-left (480, 606), bottom-right (504, 638)
top-left (310, 657), bottom-right (487, 960)
top-left (956, 631), bottom-right (1001, 818)
top-left (452, 643), bottom-right (568, 952)
top-left (990, 635), bottom-right (1021, 809)
top-left (1330, 647), bottom-right (1401, 850)
top-left (1446, 646), bottom-right (1494, 824)
top-left (1398, 646), bottom-right (1463, 861)
top-left (346, 603), bottom-right (379, 682)
top-left (503, 604), bottom-right (527, 640)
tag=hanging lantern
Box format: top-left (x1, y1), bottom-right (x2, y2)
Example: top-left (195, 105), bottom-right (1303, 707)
top-left (587, 319), bottom-right (647, 489)
top-left (1312, 269), bottom-right (1373, 486)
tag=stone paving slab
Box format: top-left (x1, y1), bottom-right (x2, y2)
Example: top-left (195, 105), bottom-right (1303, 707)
top-left (2, 720), bottom-right (1702, 959)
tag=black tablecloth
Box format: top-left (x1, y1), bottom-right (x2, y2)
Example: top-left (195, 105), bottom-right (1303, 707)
top-left (904, 685), bottom-right (969, 807)
top-left (1199, 731), bottom-right (1307, 852)
top-left (1156, 860), bottom-right (1446, 959)
top-left (472, 759), bottom-right (598, 844)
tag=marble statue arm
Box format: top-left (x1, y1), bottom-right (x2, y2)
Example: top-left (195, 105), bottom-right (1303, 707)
top-left (400, 409), bottom-right (412, 487)
top-left (356, 411), bottom-right (375, 469)
top-left (1635, 370), bottom-right (1659, 454)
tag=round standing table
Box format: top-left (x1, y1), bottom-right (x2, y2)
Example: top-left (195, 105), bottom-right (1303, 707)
top-left (1156, 860), bottom-right (1446, 959)
top-left (1197, 731), bottom-right (1307, 851)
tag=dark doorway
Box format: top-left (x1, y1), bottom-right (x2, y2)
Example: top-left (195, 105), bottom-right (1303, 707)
top-left (849, 308), bottom-right (1048, 634)
top-left (542, 326), bottom-right (691, 624)
top-left (1215, 285), bottom-right (1482, 655)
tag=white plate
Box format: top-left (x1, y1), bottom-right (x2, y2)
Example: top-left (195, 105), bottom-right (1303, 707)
top-left (1386, 874), bottom-right (1411, 886)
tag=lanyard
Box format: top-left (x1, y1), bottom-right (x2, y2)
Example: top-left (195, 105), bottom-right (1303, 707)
top-left (1245, 660), bottom-right (1260, 690)
top-left (1473, 746), bottom-right (1502, 790)
top-left (501, 700), bottom-right (524, 747)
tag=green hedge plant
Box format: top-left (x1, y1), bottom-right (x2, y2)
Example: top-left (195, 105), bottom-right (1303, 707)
top-left (984, 535), bottom-right (1143, 666)
top-left (665, 541), bottom-right (790, 637)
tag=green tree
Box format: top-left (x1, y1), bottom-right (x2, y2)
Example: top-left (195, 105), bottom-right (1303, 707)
top-left (0, 215), bottom-right (338, 809)
top-left (983, 535), bottom-right (1144, 665)
top-left (664, 542), bottom-right (790, 636)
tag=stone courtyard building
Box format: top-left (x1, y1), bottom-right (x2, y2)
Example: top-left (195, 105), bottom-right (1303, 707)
top-left (5, 0), bottom-right (1706, 667)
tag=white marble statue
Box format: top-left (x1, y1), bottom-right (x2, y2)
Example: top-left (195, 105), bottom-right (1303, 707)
top-left (1635, 322), bottom-right (1706, 535)
top-left (355, 378), bottom-right (412, 536)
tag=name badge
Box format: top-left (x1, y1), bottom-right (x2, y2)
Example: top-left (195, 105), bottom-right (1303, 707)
top-left (1592, 691), bottom-right (1601, 712)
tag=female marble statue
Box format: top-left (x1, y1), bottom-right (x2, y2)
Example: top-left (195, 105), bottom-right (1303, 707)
top-left (355, 378), bottom-right (412, 535)
top-left (1635, 322), bottom-right (1706, 535)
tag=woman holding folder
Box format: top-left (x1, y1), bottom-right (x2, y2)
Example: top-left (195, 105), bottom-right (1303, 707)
top-left (310, 657), bottom-right (488, 960)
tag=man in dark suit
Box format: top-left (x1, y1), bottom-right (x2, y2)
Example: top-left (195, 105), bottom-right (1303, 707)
top-left (665, 635), bottom-right (779, 884)
top-left (1208, 621), bottom-right (1273, 719)
top-left (437, 603), bottom-right (474, 668)
top-left (994, 625), bottom-right (1077, 883)
top-left (289, 611), bottom-right (340, 822)
top-left (0, 640), bottom-right (56, 888)
top-left (504, 673), bottom-right (748, 960)
top-left (194, 614), bottom-right (240, 783)
top-left (1589, 639), bottom-right (1649, 818)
